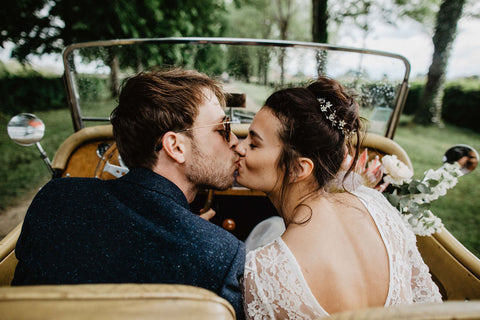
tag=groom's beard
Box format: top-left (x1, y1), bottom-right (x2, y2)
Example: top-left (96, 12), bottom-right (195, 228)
top-left (185, 142), bottom-right (235, 191)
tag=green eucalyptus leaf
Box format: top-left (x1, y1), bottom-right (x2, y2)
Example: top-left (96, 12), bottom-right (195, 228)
top-left (419, 203), bottom-right (431, 210)
top-left (426, 178), bottom-right (440, 188)
top-left (416, 183), bottom-right (431, 194)
top-left (406, 180), bottom-right (419, 193)
top-left (384, 192), bottom-right (400, 207)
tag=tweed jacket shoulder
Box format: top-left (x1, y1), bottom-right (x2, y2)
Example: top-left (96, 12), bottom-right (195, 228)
top-left (12, 167), bottom-right (245, 319)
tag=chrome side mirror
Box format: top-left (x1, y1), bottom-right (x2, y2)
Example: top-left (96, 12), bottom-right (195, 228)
top-left (7, 113), bottom-right (53, 175)
top-left (7, 113), bottom-right (45, 146)
top-left (443, 144), bottom-right (479, 175)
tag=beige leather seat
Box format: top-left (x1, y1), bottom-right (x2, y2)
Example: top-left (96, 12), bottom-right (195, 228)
top-left (0, 223), bottom-right (21, 286)
top-left (327, 301), bottom-right (480, 320)
top-left (2, 127), bottom-right (479, 316)
top-left (0, 283), bottom-right (236, 320)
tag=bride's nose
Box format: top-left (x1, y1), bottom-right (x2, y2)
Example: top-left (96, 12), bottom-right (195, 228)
top-left (235, 139), bottom-right (247, 157)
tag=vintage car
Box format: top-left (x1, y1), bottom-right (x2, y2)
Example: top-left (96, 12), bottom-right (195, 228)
top-left (1, 38), bottom-right (480, 319)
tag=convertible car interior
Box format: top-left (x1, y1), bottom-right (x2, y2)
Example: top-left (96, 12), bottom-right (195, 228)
top-left (1, 38), bottom-right (479, 319)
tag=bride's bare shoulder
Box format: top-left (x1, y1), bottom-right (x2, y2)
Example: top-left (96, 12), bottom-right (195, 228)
top-left (281, 192), bottom-right (377, 258)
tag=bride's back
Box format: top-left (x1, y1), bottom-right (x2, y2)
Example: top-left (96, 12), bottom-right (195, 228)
top-left (240, 79), bottom-right (441, 319)
top-left (281, 191), bottom-right (390, 314)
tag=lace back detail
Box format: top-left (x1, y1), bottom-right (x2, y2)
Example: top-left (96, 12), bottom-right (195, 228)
top-left (242, 186), bottom-right (442, 320)
top-left (353, 186), bottom-right (442, 305)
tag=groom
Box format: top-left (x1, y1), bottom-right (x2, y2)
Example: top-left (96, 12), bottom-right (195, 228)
top-left (12, 68), bottom-right (245, 319)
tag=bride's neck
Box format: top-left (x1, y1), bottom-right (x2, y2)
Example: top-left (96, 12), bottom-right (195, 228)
top-left (267, 180), bottom-right (324, 227)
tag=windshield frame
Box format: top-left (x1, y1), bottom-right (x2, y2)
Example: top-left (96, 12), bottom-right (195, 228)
top-left (62, 37), bottom-right (411, 139)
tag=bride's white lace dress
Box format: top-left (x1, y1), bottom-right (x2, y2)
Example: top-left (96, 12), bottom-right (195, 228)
top-left (242, 186), bottom-right (442, 319)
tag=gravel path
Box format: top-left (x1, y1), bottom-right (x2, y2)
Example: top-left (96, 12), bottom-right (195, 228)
top-left (0, 191), bottom-right (37, 240)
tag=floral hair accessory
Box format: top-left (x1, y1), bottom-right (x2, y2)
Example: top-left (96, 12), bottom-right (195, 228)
top-left (318, 98), bottom-right (356, 137)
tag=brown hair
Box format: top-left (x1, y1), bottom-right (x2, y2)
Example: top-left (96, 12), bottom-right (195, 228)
top-left (110, 67), bottom-right (226, 169)
top-left (264, 77), bottom-right (363, 220)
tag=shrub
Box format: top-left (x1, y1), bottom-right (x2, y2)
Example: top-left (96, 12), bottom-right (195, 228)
top-left (403, 81), bottom-right (423, 115)
top-left (76, 75), bottom-right (110, 101)
top-left (0, 74), bottom-right (111, 116)
top-left (0, 76), bottom-right (67, 115)
top-left (401, 80), bottom-right (480, 133)
top-left (0, 61), bottom-right (9, 78)
top-left (442, 84), bottom-right (480, 133)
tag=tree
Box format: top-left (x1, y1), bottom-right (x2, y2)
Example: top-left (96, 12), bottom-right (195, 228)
top-left (308, 0), bottom-right (472, 126)
top-left (272, 0), bottom-right (295, 85)
top-left (1, 0), bottom-right (229, 96)
top-left (1, 0), bottom-right (228, 60)
top-left (413, 0), bottom-right (466, 125)
top-left (311, 0), bottom-right (376, 76)
top-left (225, 0), bottom-right (273, 84)
top-left (228, 0), bottom-right (308, 84)
top-left (312, 0), bottom-right (328, 43)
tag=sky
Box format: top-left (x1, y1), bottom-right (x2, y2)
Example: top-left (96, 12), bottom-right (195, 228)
top-left (335, 15), bottom-right (480, 80)
top-left (1, 16), bottom-right (479, 81)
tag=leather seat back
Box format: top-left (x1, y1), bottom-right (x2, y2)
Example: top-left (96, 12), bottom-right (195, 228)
top-left (0, 283), bottom-right (236, 319)
top-left (0, 223), bottom-right (21, 286)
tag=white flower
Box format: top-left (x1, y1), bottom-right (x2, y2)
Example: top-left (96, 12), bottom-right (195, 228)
top-left (381, 155), bottom-right (414, 185)
top-left (423, 193), bottom-right (439, 202)
top-left (443, 162), bottom-right (463, 174)
top-left (419, 212), bottom-right (444, 236)
top-left (351, 152), bottom-right (461, 236)
top-left (432, 185), bottom-right (447, 198)
top-left (424, 168), bottom-right (442, 181)
top-left (400, 211), bottom-right (444, 236)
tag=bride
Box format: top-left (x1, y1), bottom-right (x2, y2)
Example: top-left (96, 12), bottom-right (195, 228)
top-left (236, 77), bottom-right (442, 319)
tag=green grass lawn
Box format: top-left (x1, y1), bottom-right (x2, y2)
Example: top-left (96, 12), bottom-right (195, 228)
top-left (0, 99), bottom-right (115, 210)
top-left (0, 109), bottom-right (73, 209)
top-left (394, 116), bottom-right (480, 257)
top-left (1, 109), bottom-right (479, 257)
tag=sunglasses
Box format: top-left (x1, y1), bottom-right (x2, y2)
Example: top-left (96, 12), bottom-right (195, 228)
top-left (155, 117), bottom-right (231, 151)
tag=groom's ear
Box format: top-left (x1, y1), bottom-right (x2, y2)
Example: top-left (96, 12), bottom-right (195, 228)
top-left (292, 157), bottom-right (314, 182)
top-left (161, 132), bottom-right (187, 164)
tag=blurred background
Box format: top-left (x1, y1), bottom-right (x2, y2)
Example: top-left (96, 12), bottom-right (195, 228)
top-left (0, 0), bottom-right (479, 255)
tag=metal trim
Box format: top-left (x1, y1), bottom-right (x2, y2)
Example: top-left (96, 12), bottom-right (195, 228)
top-left (62, 37), bottom-right (411, 137)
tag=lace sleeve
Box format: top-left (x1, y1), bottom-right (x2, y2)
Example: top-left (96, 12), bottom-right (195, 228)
top-left (242, 239), bottom-right (328, 320)
top-left (242, 248), bottom-right (276, 319)
top-left (408, 240), bottom-right (443, 303)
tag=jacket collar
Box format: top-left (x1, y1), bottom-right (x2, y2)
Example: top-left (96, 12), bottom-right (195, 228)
top-left (119, 167), bottom-right (189, 209)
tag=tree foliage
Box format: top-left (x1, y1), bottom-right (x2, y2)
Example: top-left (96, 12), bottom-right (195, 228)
top-left (1, 0), bottom-right (230, 97)
top-left (225, 0), bottom-right (311, 84)
top-left (393, 0), bottom-right (440, 30)
top-left (0, 0), bottom-right (229, 62)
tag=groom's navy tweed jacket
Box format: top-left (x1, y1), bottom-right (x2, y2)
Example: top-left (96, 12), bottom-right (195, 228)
top-left (12, 167), bottom-right (245, 319)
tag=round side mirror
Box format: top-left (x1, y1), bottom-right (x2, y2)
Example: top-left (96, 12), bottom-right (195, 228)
top-left (443, 144), bottom-right (479, 175)
top-left (7, 113), bottom-right (45, 146)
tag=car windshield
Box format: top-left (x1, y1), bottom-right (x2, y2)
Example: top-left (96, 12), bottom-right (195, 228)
top-left (63, 38), bottom-right (410, 138)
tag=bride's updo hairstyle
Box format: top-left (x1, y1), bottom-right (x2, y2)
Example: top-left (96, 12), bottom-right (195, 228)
top-left (264, 77), bottom-right (362, 207)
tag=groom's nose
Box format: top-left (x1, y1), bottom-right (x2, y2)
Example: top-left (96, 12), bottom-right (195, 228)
top-left (228, 132), bottom-right (239, 149)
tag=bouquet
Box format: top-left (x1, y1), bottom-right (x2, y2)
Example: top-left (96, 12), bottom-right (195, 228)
top-left (334, 149), bottom-right (464, 236)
